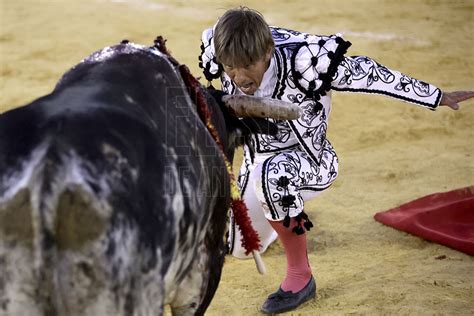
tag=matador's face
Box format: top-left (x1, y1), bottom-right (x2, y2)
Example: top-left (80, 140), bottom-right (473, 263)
top-left (223, 49), bottom-right (272, 95)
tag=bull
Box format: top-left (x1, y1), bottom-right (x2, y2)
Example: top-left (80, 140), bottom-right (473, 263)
top-left (0, 40), bottom-right (299, 315)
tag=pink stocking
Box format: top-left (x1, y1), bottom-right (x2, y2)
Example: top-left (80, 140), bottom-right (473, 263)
top-left (268, 218), bottom-right (312, 293)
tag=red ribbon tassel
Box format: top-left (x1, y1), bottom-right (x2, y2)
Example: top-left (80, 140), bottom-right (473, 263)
top-left (232, 199), bottom-right (261, 255)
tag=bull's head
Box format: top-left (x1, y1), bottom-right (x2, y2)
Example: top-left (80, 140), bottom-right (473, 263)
top-left (203, 87), bottom-right (301, 163)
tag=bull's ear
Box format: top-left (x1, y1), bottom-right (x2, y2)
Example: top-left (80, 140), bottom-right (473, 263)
top-left (239, 118), bottom-right (278, 136)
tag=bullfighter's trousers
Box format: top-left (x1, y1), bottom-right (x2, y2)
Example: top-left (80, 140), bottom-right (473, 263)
top-left (229, 140), bottom-right (339, 258)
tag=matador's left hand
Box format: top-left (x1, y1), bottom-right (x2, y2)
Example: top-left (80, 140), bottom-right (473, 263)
top-left (439, 91), bottom-right (474, 110)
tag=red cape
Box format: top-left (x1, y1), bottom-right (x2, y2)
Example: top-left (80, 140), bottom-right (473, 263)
top-left (374, 186), bottom-right (474, 255)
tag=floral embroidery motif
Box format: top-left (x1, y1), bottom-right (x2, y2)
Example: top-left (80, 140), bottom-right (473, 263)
top-left (332, 56), bottom-right (441, 108)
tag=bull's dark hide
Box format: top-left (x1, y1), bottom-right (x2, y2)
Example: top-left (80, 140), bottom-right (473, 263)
top-left (0, 43), bottom-right (275, 316)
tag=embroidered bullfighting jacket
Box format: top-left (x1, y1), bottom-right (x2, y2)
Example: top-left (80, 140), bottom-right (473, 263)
top-left (199, 26), bottom-right (443, 167)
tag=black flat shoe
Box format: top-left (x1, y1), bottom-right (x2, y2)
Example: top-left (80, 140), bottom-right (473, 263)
top-left (261, 276), bottom-right (316, 314)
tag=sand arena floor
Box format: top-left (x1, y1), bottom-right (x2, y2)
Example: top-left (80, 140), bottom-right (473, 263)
top-left (1, 0), bottom-right (473, 315)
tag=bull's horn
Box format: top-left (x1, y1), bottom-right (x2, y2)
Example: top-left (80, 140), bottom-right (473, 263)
top-left (222, 95), bottom-right (301, 120)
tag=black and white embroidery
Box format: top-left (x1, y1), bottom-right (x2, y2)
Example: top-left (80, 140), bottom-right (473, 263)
top-left (255, 120), bottom-right (299, 153)
top-left (337, 56), bottom-right (395, 86)
top-left (290, 36), bottom-right (352, 99)
top-left (198, 28), bottom-right (223, 81)
top-left (395, 75), bottom-right (435, 97)
top-left (271, 27), bottom-right (311, 41)
top-left (271, 27), bottom-right (292, 42)
top-left (263, 153), bottom-right (304, 220)
top-left (274, 48), bottom-right (288, 99)
top-left (286, 92), bottom-right (306, 104)
top-left (286, 95), bottom-right (330, 164)
top-left (237, 145), bottom-right (253, 193)
top-left (260, 150), bottom-right (337, 224)
top-left (300, 101), bottom-right (326, 126)
top-left (221, 75), bottom-right (236, 94)
top-left (332, 55), bottom-right (442, 109)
